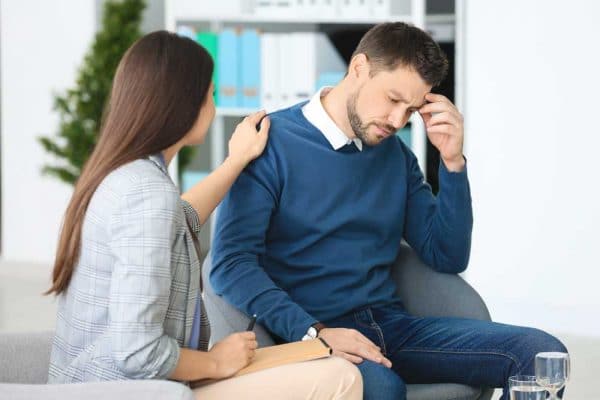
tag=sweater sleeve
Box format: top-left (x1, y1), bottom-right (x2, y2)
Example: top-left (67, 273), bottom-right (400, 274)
top-left (210, 143), bottom-right (317, 342)
top-left (402, 147), bottom-right (473, 273)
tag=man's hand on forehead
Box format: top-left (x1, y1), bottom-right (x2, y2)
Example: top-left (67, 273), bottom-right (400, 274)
top-left (417, 93), bottom-right (465, 172)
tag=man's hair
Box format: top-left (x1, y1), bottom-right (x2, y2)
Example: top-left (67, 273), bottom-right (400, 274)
top-left (351, 22), bottom-right (448, 87)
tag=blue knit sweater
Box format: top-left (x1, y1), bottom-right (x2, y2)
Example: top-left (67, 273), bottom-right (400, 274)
top-left (211, 103), bottom-right (473, 342)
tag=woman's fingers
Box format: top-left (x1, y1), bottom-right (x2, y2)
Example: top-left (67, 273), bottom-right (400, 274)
top-left (258, 116), bottom-right (270, 137)
top-left (246, 110), bottom-right (267, 125)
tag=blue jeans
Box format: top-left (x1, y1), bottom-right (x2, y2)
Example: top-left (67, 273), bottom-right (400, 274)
top-left (324, 304), bottom-right (568, 400)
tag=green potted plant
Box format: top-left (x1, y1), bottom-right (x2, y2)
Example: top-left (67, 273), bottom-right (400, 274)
top-left (39, 0), bottom-right (193, 185)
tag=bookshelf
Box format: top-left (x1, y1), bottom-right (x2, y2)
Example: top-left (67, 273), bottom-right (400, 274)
top-left (165, 0), bottom-right (459, 245)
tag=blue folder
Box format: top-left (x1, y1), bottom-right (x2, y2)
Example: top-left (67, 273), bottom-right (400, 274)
top-left (218, 29), bottom-right (241, 107)
top-left (240, 29), bottom-right (261, 108)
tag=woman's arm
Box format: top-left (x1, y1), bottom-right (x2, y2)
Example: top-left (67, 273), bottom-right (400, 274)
top-left (181, 111), bottom-right (270, 225)
top-left (181, 156), bottom-right (246, 226)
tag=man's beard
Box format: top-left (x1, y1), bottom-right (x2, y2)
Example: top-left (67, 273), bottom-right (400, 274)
top-left (346, 89), bottom-right (395, 147)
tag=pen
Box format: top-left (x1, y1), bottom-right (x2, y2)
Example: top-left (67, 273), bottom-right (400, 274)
top-left (246, 314), bottom-right (257, 331)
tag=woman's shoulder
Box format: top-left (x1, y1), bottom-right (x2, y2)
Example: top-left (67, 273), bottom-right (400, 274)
top-left (96, 158), bottom-right (180, 207)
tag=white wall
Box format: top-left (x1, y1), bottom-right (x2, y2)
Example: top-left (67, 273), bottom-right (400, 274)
top-left (1, 0), bottom-right (96, 264)
top-left (0, 0), bottom-right (166, 265)
top-left (463, 0), bottom-right (600, 337)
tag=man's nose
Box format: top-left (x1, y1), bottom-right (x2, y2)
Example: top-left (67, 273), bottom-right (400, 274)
top-left (387, 112), bottom-right (405, 130)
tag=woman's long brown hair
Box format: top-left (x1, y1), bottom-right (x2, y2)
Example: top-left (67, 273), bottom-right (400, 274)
top-left (46, 31), bottom-right (214, 295)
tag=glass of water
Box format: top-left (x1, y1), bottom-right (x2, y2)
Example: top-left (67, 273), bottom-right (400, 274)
top-left (535, 352), bottom-right (570, 399)
top-left (509, 375), bottom-right (546, 400)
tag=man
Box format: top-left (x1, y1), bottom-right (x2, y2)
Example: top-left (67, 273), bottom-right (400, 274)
top-left (211, 22), bottom-right (567, 400)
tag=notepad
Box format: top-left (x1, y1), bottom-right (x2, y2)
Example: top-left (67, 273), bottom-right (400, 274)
top-left (190, 338), bottom-right (332, 388)
top-left (233, 337), bottom-right (332, 377)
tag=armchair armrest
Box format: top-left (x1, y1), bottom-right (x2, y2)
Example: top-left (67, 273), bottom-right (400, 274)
top-left (391, 242), bottom-right (491, 321)
top-left (202, 252), bottom-right (276, 348)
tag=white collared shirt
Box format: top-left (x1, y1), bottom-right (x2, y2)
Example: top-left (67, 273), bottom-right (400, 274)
top-left (302, 87), bottom-right (363, 151)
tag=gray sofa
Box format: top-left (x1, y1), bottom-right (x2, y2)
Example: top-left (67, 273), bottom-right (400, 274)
top-left (203, 242), bottom-right (495, 400)
top-left (0, 331), bottom-right (194, 400)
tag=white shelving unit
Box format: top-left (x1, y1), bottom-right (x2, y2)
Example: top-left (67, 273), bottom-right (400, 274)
top-left (165, 0), bottom-right (459, 242)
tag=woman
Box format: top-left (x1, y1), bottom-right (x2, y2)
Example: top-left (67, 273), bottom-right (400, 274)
top-left (46, 31), bottom-right (362, 399)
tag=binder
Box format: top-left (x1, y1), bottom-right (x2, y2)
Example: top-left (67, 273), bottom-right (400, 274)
top-left (292, 0), bottom-right (334, 19)
top-left (196, 32), bottom-right (219, 104)
top-left (278, 33), bottom-right (294, 108)
top-left (339, 0), bottom-right (370, 19)
top-left (370, 0), bottom-right (390, 18)
top-left (289, 33), bottom-right (314, 104)
top-left (260, 33), bottom-right (281, 112)
top-left (218, 29), bottom-right (241, 107)
top-left (316, 0), bottom-right (337, 19)
top-left (290, 32), bottom-right (346, 105)
top-left (240, 29), bottom-right (261, 108)
top-left (266, 32), bottom-right (346, 110)
top-left (254, 0), bottom-right (295, 18)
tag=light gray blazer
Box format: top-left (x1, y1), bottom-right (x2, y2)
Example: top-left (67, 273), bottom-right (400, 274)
top-left (48, 155), bottom-right (207, 383)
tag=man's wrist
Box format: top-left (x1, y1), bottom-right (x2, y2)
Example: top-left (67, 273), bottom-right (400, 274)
top-left (442, 155), bottom-right (466, 172)
top-left (313, 322), bottom-right (326, 336)
top-left (302, 322), bottom-right (327, 341)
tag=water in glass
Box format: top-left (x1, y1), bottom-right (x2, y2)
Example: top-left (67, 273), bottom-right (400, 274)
top-left (535, 352), bottom-right (570, 400)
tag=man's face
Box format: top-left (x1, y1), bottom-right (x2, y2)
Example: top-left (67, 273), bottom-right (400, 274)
top-left (347, 64), bottom-right (432, 146)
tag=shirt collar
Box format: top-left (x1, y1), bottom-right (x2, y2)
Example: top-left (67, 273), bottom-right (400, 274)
top-left (148, 153), bottom-right (168, 175)
top-left (302, 87), bottom-right (363, 151)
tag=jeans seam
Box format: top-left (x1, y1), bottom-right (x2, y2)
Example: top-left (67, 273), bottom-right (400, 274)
top-left (398, 347), bottom-right (523, 372)
top-left (371, 322), bottom-right (387, 356)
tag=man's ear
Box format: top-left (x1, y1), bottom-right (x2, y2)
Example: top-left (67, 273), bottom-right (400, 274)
top-left (349, 53), bottom-right (370, 80)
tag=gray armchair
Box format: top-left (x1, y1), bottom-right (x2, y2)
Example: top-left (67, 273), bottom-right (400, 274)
top-left (203, 242), bottom-right (494, 400)
top-left (0, 331), bottom-right (194, 400)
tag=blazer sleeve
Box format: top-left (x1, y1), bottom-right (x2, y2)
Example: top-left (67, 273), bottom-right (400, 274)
top-left (181, 199), bottom-right (202, 235)
top-left (107, 178), bottom-right (181, 379)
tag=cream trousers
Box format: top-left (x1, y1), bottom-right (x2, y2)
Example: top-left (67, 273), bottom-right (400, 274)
top-left (192, 356), bottom-right (363, 399)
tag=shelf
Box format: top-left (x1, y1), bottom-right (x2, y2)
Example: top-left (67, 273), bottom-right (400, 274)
top-left (175, 14), bottom-right (453, 26)
top-left (175, 14), bottom-right (411, 25)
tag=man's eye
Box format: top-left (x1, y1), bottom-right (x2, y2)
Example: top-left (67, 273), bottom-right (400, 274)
top-left (389, 97), bottom-right (400, 103)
